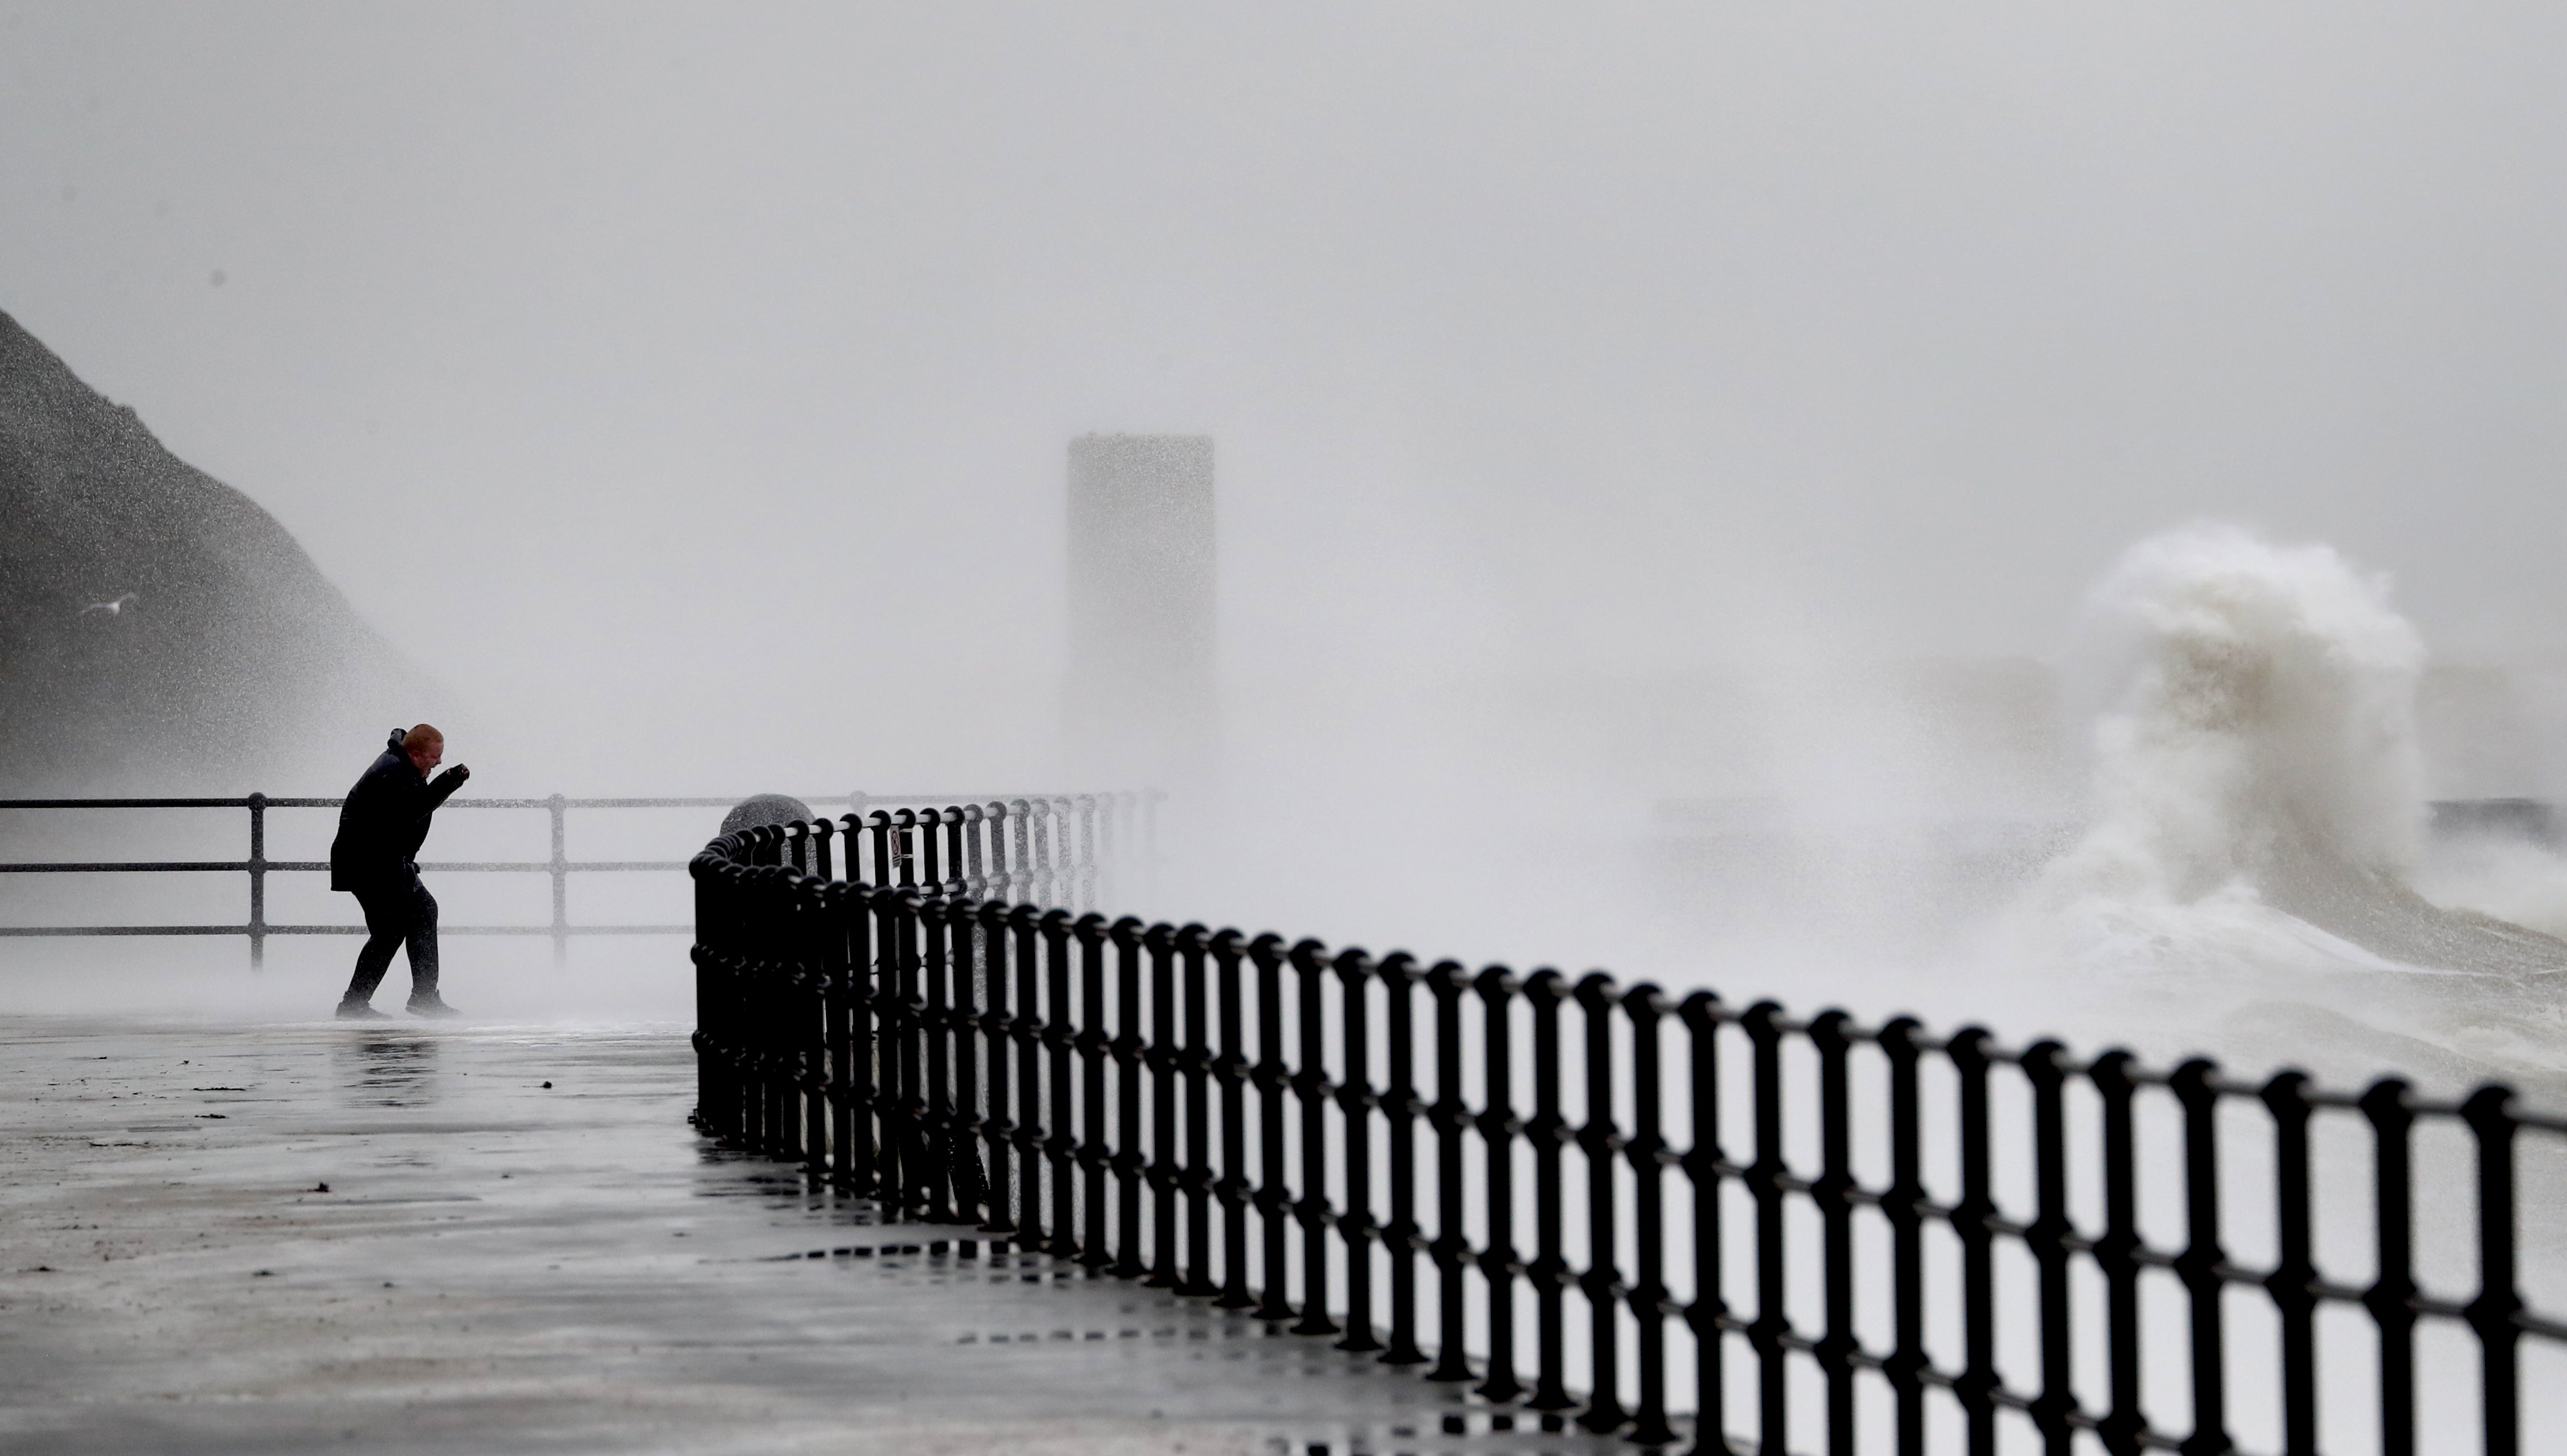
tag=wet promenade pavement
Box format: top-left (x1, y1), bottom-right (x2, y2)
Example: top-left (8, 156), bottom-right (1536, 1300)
top-left (0, 1017), bottom-right (1620, 1456)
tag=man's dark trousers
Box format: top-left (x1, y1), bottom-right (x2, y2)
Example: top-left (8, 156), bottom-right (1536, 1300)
top-left (343, 874), bottom-right (439, 1004)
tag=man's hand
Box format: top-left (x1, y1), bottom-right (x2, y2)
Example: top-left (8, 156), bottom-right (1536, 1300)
top-left (434, 764), bottom-right (471, 787)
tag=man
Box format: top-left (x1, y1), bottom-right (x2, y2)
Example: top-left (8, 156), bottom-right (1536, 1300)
top-left (330, 724), bottom-right (470, 1019)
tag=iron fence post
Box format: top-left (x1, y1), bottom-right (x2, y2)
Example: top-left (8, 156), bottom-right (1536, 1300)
top-left (2362, 1078), bottom-right (2418, 1456)
top-left (1427, 960), bottom-right (1475, 1384)
top-left (2262, 1071), bottom-right (2318, 1456)
top-left (979, 899), bottom-right (1016, 1234)
top-left (1335, 947), bottom-right (1382, 1353)
top-left (1012, 903), bottom-right (1050, 1248)
top-left (1622, 983), bottom-right (1677, 1448)
top-left (1575, 973), bottom-right (1628, 1433)
top-left (245, 792), bottom-right (267, 971)
top-left (1476, 965), bottom-right (1526, 1405)
top-left (1251, 933), bottom-right (1295, 1322)
top-left (1110, 917), bottom-right (1149, 1279)
top-left (1176, 923), bottom-right (1215, 1295)
top-left (1144, 922), bottom-right (1182, 1287)
top-left (547, 793), bottom-right (568, 967)
top-left (1042, 908), bottom-right (1078, 1257)
top-left (1950, 1027), bottom-right (1998, 1456)
top-left (921, 889), bottom-right (957, 1222)
top-left (1291, 938), bottom-right (1340, 1338)
top-left (2171, 1058), bottom-right (2231, 1456)
top-left (1211, 929), bottom-right (1255, 1310)
top-left (1814, 1010), bottom-right (1858, 1456)
top-left (2463, 1085), bottom-right (2522, 1456)
top-left (1526, 970), bottom-right (1573, 1411)
top-left (1380, 951), bottom-right (1427, 1366)
top-left (2092, 1051), bottom-right (2146, 1456)
top-left (1882, 1017), bottom-right (1930, 1456)
top-left (2024, 1040), bottom-right (2073, 1456)
top-left (1679, 990), bottom-right (1736, 1456)
top-left (1075, 913), bottom-right (1113, 1268)
top-left (1743, 1002), bottom-right (1790, 1456)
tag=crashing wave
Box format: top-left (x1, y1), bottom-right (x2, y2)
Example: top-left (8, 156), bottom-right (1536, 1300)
top-left (2036, 522), bottom-right (2567, 983)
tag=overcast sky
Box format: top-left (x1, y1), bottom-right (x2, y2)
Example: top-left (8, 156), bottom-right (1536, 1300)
top-left (6, 3), bottom-right (2566, 796)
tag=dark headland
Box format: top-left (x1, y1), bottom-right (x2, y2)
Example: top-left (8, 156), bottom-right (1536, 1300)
top-left (0, 311), bottom-right (420, 792)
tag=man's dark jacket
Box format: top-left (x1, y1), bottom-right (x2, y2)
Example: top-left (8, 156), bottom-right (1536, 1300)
top-left (330, 730), bottom-right (467, 892)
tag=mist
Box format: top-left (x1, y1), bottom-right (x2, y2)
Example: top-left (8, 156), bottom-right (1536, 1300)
top-left (9, 4), bottom-right (2567, 1068)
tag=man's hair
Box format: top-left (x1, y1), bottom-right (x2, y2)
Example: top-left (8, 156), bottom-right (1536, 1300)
top-left (402, 724), bottom-right (444, 751)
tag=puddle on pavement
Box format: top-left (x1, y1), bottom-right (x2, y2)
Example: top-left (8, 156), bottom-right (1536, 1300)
top-left (336, 1033), bottom-right (443, 1107)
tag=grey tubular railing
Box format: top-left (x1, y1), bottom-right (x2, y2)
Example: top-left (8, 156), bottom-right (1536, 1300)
top-left (0, 791), bottom-right (1146, 967)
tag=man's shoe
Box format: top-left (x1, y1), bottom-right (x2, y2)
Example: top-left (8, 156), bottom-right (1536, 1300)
top-left (406, 995), bottom-right (463, 1018)
top-left (335, 1002), bottom-right (390, 1021)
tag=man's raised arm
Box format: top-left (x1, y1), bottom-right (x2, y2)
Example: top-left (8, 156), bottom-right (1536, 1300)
top-left (426, 764), bottom-right (471, 807)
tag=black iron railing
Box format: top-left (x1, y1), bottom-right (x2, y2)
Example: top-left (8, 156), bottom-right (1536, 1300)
top-left (0, 791), bottom-right (1146, 967)
top-left (693, 817), bottom-right (2563, 1455)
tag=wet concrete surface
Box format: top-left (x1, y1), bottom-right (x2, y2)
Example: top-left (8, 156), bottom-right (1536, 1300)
top-left (0, 1017), bottom-right (1621, 1456)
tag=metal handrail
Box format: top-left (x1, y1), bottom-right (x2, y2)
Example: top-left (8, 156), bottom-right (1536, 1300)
top-left (694, 817), bottom-right (2565, 1456)
top-left (0, 791), bottom-right (1152, 966)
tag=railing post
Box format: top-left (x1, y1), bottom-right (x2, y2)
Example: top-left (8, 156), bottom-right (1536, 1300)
top-left (2463, 1085), bottom-right (2523, 1456)
top-left (1076, 913), bottom-right (1113, 1263)
top-left (1574, 973), bottom-right (1627, 1433)
top-left (1076, 794), bottom-right (1098, 913)
top-left (1380, 951), bottom-right (1427, 1366)
top-left (1950, 1027), bottom-right (1998, 1456)
top-left (1009, 800), bottom-right (1032, 906)
top-left (1525, 970), bottom-right (1573, 1411)
top-left (920, 888), bottom-right (957, 1221)
top-left (1335, 947), bottom-right (1382, 1353)
top-left (1212, 929), bottom-right (1256, 1310)
top-left (1011, 903), bottom-right (1049, 1247)
top-left (799, 871), bottom-right (829, 1179)
top-left (1883, 1017), bottom-right (1931, 1456)
top-left (2171, 1058), bottom-right (2230, 1456)
top-left (1291, 938), bottom-right (1340, 1338)
top-left (1177, 923), bottom-right (1216, 1296)
top-left (2263, 1071), bottom-right (2318, 1456)
top-left (1110, 916), bottom-right (1149, 1278)
top-left (1477, 965), bottom-right (1525, 1405)
top-left (2092, 1052), bottom-right (2146, 1456)
top-left (1679, 990), bottom-right (1736, 1456)
top-left (943, 895), bottom-right (986, 1226)
top-left (986, 802), bottom-right (1011, 902)
top-left (245, 793), bottom-right (267, 971)
top-left (1427, 961), bottom-right (1475, 1384)
top-left (1143, 922), bottom-right (1182, 1287)
top-left (2024, 1040), bottom-right (2073, 1456)
top-left (1248, 934), bottom-right (1295, 1320)
top-left (547, 793), bottom-right (568, 967)
top-left (1623, 983), bottom-right (1677, 1448)
top-left (2362, 1077), bottom-right (2418, 1456)
top-left (979, 900), bottom-right (1016, 1234)
top-left (1814, 1010), bottom-right (1857, 1456)
top-left (1042, 909), bottom-right (1079, 1256)
top-left (1744, 1002), bottom-right (1790, 1456)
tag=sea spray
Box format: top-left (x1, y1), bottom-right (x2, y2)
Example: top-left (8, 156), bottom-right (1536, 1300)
top-left (2052, 522), bottom-right (2426, 918)
top-left (2002, 523), bottom-right (2567, 1086)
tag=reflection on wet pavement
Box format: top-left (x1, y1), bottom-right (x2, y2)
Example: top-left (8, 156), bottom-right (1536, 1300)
top-left (337, 1032), bottom-right (441, 1108)
top-left (0, 1017), bottom-right (1633, 1456)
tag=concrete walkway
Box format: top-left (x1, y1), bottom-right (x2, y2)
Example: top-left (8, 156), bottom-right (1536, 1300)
top-left (0, 1017), bottom-right (1624, 1456)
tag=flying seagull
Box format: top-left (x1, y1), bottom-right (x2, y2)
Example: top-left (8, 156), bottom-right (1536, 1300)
top-left (80, 593), bottom-right (137, 616)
